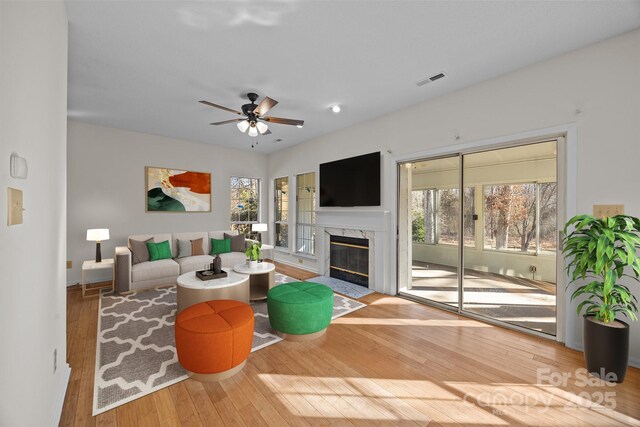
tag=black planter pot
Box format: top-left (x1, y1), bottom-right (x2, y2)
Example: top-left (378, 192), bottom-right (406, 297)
top-left (583, 315), bottom-right (629, 383)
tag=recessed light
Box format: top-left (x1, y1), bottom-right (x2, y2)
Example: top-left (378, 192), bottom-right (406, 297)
top-left (330, 104), bottom-right (341, 113)
top-left (296, 124), bottom-right (303, 128)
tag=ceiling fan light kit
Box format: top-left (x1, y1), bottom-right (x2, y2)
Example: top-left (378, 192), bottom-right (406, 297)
top-left (200, 92), bottom-right (304, 144)
top-left (237, 120), bottom-right (250, 133)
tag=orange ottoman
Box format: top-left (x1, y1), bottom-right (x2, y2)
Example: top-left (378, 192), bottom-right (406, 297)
top-left (175, 300), bottom-right (254, 381)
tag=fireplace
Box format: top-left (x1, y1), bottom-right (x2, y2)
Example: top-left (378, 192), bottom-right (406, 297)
top-left (330, 235), bottom-right (369, 287)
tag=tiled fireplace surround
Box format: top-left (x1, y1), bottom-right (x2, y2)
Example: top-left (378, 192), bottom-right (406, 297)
top-left (316, 210), bottom-right (392, 295)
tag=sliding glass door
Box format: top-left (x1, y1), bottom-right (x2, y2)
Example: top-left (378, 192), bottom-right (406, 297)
top-left (398, 139), bottom-right (560, 336)
top-left (403, 156), bottom-right (460, 307)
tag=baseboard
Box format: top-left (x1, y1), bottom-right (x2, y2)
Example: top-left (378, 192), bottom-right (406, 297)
top-left (274, 257), bottom-right (318, 274)
top-left (50, 363), bottom-right (71, 427)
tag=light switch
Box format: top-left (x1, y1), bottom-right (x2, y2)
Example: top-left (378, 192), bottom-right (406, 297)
top-left (593, 204), bottom-right (624, 218)
top-left (7, 187), bottom-right (23, 226)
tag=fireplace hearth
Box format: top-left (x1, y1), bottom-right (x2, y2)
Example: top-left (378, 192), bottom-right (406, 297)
top-left (329, 235), bottom-right (369, 287)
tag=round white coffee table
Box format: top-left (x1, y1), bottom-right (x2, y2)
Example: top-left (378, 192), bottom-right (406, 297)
top-left (176, 270), bottom-right (250, 313)
top-left (233, 262), bottom-right (276, 301)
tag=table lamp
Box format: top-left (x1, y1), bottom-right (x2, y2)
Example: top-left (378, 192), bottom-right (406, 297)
top-left (87, 228), bottom-right (110, 263)
top-left (251, 223), bottom-right (268, 242)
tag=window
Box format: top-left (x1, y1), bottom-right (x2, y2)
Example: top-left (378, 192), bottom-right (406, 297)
top-left (411, 187), bottom-right (475, 247)
top-left (274, 177), bottom-right (289, 248)
top-left (484, 182), bottom-right (557, 254)
top-left (230, 177), bottom-right (259, 237)
top-left (296, 172), bottom-right (316, 255)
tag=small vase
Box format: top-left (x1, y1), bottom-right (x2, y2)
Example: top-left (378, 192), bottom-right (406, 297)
top-left (249, 260), bottom-right (258, 269)
top-left (213, 253), bottom-right (222, 273)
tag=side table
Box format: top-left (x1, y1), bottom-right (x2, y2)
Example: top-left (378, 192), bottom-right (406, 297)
top-left (82, 258), bottom-right (115, 298)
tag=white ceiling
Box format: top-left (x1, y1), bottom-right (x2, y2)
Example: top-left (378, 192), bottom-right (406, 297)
top-left (66, 1), bottom-right (640, 154)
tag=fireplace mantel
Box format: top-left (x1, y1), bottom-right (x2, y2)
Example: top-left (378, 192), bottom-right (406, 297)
top-left (316, 209), bottom-right (390, 231)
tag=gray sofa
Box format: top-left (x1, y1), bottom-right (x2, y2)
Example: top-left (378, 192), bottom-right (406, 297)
top-left (115, 230), bottom-right (249, 293)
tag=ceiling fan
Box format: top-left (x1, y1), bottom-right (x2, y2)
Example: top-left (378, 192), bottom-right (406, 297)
top-left (199, 92), bottom-right (304, 138)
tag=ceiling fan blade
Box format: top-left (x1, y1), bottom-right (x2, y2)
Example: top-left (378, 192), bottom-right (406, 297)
top-left (262, 129), bottom-right (272, 135)
top-left (262, 116), bottom-right (304, 127)
top-left (254, 96), bottom-right (278, 116)
top-left (210, 118), bottom-right (244, 125)
top-left (199, 100), bottom-right (243, 116)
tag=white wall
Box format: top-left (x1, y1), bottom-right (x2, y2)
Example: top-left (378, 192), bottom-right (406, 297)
top-left (268, 29), bottom-right (640, 362)
top-left (0, 2), bottom-right (69, 426)
top-left (67, 121), bottom-right (269, 284)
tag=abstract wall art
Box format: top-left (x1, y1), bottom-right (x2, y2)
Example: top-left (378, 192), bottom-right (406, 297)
top-left (146, 167), bottom-right (211, 212)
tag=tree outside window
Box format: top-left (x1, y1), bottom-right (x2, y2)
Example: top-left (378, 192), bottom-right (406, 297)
top-left (274, 177), bottom-right (288, 248)
top-left (412, 187), bottom-right (474, 247)
top-left (484, 182), bottom-right (556, 253)
top-left (230, 177), bottom-right (259, 238)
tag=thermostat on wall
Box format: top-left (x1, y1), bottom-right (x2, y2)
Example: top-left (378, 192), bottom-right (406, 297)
top-left (10, 153), bottom-right (28, 179)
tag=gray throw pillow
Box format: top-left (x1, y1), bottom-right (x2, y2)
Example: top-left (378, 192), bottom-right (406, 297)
top-left (224, 233), bottom-right (246, 252)
top-left (177, 239), bottom-right (192, 258)
top-left (130, 238), bottom-right (153, 265)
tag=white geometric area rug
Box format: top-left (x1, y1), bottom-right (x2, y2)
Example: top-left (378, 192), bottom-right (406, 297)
top-left (93, 273), bottom-right (366, 415)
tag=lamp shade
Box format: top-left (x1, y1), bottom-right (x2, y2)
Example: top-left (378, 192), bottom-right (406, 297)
top-left (256, 121), bottom-right (268, 134)
top-left (237, 120), bottom-right (250, 133)
top-left (87, 228), bottom-right (110, 241)
top-left (251, 223), bottom-right (268, 232)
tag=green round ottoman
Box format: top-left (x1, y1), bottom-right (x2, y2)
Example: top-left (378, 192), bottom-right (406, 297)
top-left (267, 282), bottom-right (334, 341)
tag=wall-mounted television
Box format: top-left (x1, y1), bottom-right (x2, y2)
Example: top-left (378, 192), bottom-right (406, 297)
top-left (319, 151), bottom-right (381, 207)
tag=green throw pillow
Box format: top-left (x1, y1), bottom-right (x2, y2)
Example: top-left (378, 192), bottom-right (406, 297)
top-left (146, 240), bottom-right (172, 261)
top-left (211, 238), bottom-right (231, 255)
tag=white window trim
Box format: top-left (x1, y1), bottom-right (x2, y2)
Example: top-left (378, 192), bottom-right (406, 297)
top-left (230, 176), bottom-right (261, 231)
top-left (295, 171), bottom-right (316, 256)
top-left (274, 176), bottom-right (289, 250)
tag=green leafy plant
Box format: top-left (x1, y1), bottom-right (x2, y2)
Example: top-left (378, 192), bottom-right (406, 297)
top-left (563, 214), bottom-right (640, 323)
top-left (245, 241), bottom-right (261, 261)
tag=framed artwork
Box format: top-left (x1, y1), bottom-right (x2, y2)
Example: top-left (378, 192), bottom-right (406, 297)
top-left (146, 166), bottom-right (211, 212)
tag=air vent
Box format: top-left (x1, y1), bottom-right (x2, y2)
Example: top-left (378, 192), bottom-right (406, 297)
top-left (416, 72), bottom-right (446, 87)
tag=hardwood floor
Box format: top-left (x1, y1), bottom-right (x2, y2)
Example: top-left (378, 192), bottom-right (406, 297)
top-left (60, 264), bottom-right (640, 426)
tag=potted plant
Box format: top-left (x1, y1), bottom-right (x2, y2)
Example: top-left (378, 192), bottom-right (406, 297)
top-left (563, 214), bottom-right (640, 383)
top-left (245, 241), bottom-right (261, 269)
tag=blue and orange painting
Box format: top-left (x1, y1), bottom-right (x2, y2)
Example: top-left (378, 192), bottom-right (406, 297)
top-left (146, 167), bottom-right (211, 212)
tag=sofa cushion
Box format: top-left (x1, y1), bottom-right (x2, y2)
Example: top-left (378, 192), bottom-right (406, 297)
top-left (177, 238), bottom-right (204, 258)
top-left (131, 259), bottom-right (180, 283)
top-left (175, 255), bottom-right (214, 274)
top-left (130, 234), bottom-right (173, 256)
top-left (211, 238), bottom-right (231, 255)
top-left (173, 232), bottom-right (209, 257)
top-left (130, 237), bottom-right (153, 265)
top-left (224, 233), bottom-right (246, 253)
top-left (191, 238), bottom-right (205, 256)
top-left (147, 240), bottom-right (172, 261)
top-left (177, 239), bottom-right (192, 258)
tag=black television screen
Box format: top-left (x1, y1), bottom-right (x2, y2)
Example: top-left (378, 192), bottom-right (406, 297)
top-left (319, 151), bottom-right (381, 207)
